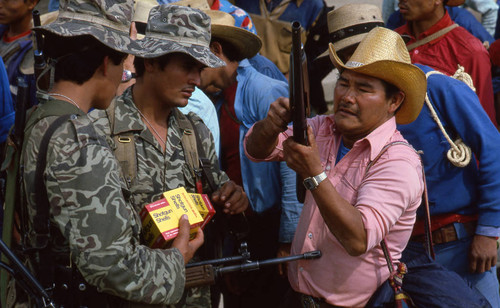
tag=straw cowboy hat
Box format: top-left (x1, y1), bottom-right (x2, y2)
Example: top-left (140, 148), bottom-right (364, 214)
top-left (204, 10), bottom-right (262, 61)
top-left (34, 0), bottom-right (141, 55)
top-left (329, 27), bottom-right (426, 125)
top-left (318, 4), bottom-right (384, 59)
top-left (137, 5), bottom-right (225, 68)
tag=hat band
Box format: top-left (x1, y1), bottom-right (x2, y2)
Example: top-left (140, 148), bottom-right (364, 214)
top-left (58, 11), bottom-right (130, 33)
top-left (145, 32), bottom-right (209, 48)
top-left (330, 22), bottom-right (384, 44)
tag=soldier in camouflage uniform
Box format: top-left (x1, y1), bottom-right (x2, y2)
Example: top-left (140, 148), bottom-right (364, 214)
top-left (89, 5), bottom-right (249, 308)
top-left (19, 0), bottom-right (204, 306)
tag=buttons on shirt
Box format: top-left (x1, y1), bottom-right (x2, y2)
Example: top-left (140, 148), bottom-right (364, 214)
top-left (299, 267), bottom-right (304, 272)
top-left (325, 164), bottom-right (331, 171)
top-left (308, 232), bottom-right (313, 239)
top-left (414, 49), bottom-right (419, 54)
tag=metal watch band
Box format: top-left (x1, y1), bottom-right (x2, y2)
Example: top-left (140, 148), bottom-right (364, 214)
top-left (303, 171), bottom-right (327, 190)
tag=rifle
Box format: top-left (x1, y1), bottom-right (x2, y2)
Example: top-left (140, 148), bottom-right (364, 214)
top-left (32, 10), bottom-right (50, 93)
top-left (289, 21), bottom-right (310, 203)
top-left (0, 239), bottom-right (55, 307)
top-left (185, 242), bottom-right (321, 288)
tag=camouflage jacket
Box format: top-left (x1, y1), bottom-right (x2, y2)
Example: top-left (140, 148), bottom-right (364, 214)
top-left (89, 86), bottom-right (229, 214)
top-left (22, 98), bottom-right (185, 305)
top-left (89, 87), bottom-right (229, 308)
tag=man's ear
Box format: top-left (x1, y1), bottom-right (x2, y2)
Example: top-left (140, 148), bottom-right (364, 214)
top-left (389, 91), bottom-right (405, 114)
top-left (144, 58), bottom-right (156, 72)
top-left (28, 0), bottom-right (40, 10)
top-left (100, 55), bottom-right (110, 76)
top-left (210, 41), bottom-right (223, 58)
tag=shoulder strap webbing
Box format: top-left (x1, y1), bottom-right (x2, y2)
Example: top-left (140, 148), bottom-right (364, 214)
top-left (32, 114), bottom-right (73, 289)
top-left (186, 116), bottom-right (217, 193)
top-left (176, 109), bottom-right (218, 193)
top-left (106, 99), bottom-right (137, 186)
top-left (407, 24), bottom-right (458, 51)
top-left (176, 109), bottom-right (200, 179)
top-left (33, 114), bottom-right (73, 248)
top-left (365, 141), bottom-right (434, 259)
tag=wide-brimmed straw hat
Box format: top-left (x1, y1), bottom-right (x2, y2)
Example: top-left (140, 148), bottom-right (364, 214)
top-left (318, 4), bottom-right (384, 59)
top-left (34, 0), bottom-right (141, 55)
top-left (329, 27), bottom-right (426, 124)
top-left (204, 10), bottom-right (262, 61)
top-left (137, 5), bottom-right (225, 68)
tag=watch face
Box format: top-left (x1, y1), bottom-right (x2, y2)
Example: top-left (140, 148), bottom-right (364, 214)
top-left (303, 178), bottom-right (316, 190)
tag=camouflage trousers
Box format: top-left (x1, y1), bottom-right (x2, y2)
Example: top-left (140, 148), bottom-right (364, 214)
top-left (169, 286), bottom-right (211, 308)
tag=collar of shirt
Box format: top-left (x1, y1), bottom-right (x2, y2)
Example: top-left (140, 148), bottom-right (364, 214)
top-left (399, 10), bottom-right (454, 45)
top-left (331, 116), bottom-right (398, 161)
top-left (111, 87), bottom-right (145, 135)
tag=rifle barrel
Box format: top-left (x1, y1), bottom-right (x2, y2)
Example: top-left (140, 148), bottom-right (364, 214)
top-left (216, 250), bottom-right (321, 275)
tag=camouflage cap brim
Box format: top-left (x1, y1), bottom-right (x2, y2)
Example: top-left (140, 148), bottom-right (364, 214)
top-left (35, 16), bottom-right (142, 56)
top-left (138, 37), bottom-right (225, 68)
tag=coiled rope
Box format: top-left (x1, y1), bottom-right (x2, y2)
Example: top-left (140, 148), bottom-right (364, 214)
top-left (424, 66), bottom-right (473, 167)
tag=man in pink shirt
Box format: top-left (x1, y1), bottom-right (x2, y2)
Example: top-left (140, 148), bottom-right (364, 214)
top-left (244, 27), bottom-right (426, 307)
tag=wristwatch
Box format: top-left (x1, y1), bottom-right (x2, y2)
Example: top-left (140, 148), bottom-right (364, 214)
top-left (121, 70), bottom-right (136, 83)
top-left (303, 171), bottom-right (327, 190)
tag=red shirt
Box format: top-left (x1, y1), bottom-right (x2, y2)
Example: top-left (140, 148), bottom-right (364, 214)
top-left (396, 12), bottom-right (496, 126)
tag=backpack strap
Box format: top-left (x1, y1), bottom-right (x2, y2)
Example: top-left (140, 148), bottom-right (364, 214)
top-left (175, 109), bottom-right (218, 194)
top-left (32, 114), bottom-right (74, 289)
top-left (106, 99), bottom-right (137, 187)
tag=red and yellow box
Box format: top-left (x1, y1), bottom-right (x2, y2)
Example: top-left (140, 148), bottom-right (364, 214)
top-left (188, 193), bottom-right (216, 229)
top-left (140, 187), bottom-right (216, 248)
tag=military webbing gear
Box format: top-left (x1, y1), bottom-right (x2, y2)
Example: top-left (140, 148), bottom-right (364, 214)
top-left (33, 114), bottom-right (73, 290)
top-left (106, 99), bottom-right (137, 187)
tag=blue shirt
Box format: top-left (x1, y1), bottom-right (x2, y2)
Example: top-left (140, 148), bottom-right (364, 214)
top-left (235, 0), bottom-right (323, 31)
top-left (387, 6), bottom-right (495, 44)
top-left (398, 64), bottom-right (500, 236)
top-left (179, 87), bottom-right (220, 157)
top-left (0, 58), bottom-right (13, 143)
top-left (235, 59), bottom-right (302, 242)
top-left (248, 54), bottom-right (287, 82)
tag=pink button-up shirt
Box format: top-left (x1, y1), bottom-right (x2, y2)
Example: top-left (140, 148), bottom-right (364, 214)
top-left (245, 115), bottom-right (424, 307)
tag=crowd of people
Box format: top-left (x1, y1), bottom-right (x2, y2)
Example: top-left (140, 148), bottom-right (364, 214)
top-left (0, 0), bottom-right (500, 307)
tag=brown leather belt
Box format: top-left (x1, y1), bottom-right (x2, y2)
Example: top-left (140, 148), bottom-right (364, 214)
top-left (411, 221), bottom-right (476, 244)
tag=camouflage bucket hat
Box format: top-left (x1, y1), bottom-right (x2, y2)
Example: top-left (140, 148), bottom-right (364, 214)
top-left (137, 5), bottom-right (225, 68)
top-left (34, 0), bottom-right (142, 55)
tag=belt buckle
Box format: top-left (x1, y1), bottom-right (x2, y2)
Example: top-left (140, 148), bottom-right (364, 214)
top-left (301, 294), bottom-right (321, 308)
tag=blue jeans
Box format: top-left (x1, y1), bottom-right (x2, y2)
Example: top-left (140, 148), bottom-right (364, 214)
top-left (404, 222), bottom-right (500, 308)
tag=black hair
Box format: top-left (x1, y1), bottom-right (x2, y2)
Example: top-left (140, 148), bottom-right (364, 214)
top-left (211, 37), bottom-right (242, 62)
top-left (380, 79), bottom-right (401, 100)
top-left (133, 53), bottom-right (173, 78)
top-left (42, 34), bottom-right (127, 85)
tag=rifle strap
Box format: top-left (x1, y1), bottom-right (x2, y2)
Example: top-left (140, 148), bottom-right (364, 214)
top-left (106, 99), bottom-right (137, 187)
top-left (185, 112), bottom-right (217, 193)
top-left (364, 141), bottom-right (434, 260)
top-left (33, 113), bottom-right (74, 289)
top-left (407, 24), bottom-right (458, 51)
top-left (176, 109), bottom-right (203, 193)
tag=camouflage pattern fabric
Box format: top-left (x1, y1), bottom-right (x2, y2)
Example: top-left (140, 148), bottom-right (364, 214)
top-left (90, 87), bottom-right (230, 307)
top-left (34, 0), bottom-right (142, 55)
top-left (137, 5), bottom-right (225, 68)
top-left (22, 98), bottom-right (186, 305)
